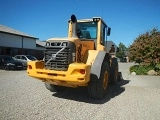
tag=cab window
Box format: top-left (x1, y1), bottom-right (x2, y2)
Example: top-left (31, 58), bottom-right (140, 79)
top-left (77, 22), bottom-right (97, 39)
top-left (101, 22), bottom-right (106, 45)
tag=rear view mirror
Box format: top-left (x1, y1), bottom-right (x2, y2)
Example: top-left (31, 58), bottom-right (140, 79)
top-left (107, 27), bottom-right (111, 36)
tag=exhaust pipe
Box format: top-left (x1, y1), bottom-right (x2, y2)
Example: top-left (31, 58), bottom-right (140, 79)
top-left (71, 14), bottom-right (77, 38)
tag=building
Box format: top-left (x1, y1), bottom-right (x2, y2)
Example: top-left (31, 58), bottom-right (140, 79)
top-left (0, 24), bottom-right (45, 60)
top-left (36, 40), bottom-right (46, 60)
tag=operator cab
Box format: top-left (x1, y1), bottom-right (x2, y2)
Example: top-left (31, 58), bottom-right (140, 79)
top-left (68, 15), bottom-right (111, 51)
top-left (76, 18), bottom-right (111, 48)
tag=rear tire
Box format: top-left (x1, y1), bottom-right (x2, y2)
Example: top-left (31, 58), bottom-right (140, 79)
top-left (88, 61), bottom-right (109, 99)
top-left (117, 72), bottom-right (122, 82)
top-left (110, 58), bottom-right (118, 84)
top-left (44, 83), bottom-right (64, 92)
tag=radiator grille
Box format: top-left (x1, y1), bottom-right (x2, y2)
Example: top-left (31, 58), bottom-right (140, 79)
top-left (44, 41), bottom-right (75, 71)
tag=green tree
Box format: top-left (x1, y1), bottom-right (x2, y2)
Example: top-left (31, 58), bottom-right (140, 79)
top-left (116, 42), bottom-right (127, 58)
top-left (129, 28), bottom-right (160, 65)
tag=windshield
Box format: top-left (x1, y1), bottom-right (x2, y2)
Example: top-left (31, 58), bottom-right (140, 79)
top-left (2, 56), bottom-right (14, 61)
top-left (26, 55), bottom-right (37, 60)
top-left (77, 22), bottom-right (97, 39)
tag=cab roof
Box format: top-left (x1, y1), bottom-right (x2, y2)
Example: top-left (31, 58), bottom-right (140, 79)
top-left (76, 17), bottom-right (108, 27)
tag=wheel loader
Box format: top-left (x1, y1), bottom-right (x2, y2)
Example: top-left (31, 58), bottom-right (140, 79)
top-left (27, 14), bottom-right (119, 99)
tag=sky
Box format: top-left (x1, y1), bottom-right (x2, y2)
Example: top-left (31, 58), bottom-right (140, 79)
top-left (0, 0), bottom-right (160, 47)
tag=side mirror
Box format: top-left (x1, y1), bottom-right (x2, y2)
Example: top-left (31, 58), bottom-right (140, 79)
top-left (107, 27), bottom-right (111, 36)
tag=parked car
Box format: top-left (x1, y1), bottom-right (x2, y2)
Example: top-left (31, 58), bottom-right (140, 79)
top-left (0, 55), bottom-right (24, 70)
top-left (14, 55), bottom-right (37, 67)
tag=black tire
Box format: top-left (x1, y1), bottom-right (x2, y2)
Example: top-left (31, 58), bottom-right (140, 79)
top-left (4, 65), bottom-right (9, 70)
top-left (44, 83), bottom-right (65, 92)
top-left (109, 58), bottom-right (118, 84)
top-left (117, 72), bottom-right (122, 82)
top-left (88, 61), bottom-right (109, 99)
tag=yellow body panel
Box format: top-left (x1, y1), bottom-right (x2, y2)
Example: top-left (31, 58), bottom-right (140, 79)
top-left (82, 50), bottom-right (99, 65)
top-left (97, 44), bottom-right (107, 51)
top-left (27, 61), bottom-right (91, 87)
top-left (78, 41), bottom-right (95, 62)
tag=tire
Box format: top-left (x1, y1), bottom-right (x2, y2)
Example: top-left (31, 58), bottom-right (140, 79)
top-left (117, 72), bottom-right (122, 82)
top-left (88, 61), bottom-right (109, 99)
top-left (109, 58), bottom-right (118, 84)
top-left (44, 83), bottom-right (65, 92)
top-left (4, 65), bottom-right (9, 70)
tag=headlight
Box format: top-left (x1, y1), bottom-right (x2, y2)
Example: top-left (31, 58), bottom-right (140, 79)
top-left (46, 42), bottom-right (50, 46)
top-left (62, 42), bottom-right (67, 46)
top-left (7, 63), bottom-right (15, 66)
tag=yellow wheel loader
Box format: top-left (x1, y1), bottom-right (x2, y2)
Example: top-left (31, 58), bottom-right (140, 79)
top-left (27, 14), bottom-right (119, 99)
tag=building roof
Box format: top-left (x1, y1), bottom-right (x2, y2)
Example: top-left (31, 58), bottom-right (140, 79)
top-left (36, 40), bottom-right (46, 47)
top-left (36, 40), bottom-right (45, 50)
top-left (0, 24), bottom-right (38, 39)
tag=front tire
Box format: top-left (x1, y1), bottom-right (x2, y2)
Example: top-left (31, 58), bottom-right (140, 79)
top-left (88, 61), bottom-right (109, 99)
top-left (44, 83), bottom-right (64, 92)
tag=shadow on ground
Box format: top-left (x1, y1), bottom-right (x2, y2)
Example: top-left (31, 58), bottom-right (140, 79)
top-left (52, 79), bottom-right (130, 104)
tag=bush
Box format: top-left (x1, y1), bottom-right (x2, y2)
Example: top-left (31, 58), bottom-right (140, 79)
top-left (129, 28), bottom-right (160, 76)
top-left (155, 64), bottom-right (160, 71)
top-left (130, 65), bottom-right (155, 75)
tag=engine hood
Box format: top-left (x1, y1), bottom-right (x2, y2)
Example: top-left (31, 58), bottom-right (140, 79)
top-left (46, 37), bottom-right (81, 44)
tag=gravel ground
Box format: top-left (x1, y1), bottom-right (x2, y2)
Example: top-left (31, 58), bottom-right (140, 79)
top-left (0, 63), bottom-right (160, 120)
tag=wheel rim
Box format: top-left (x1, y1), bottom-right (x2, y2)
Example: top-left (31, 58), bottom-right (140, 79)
top-left (103, 71), bottom-right (108, 90)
